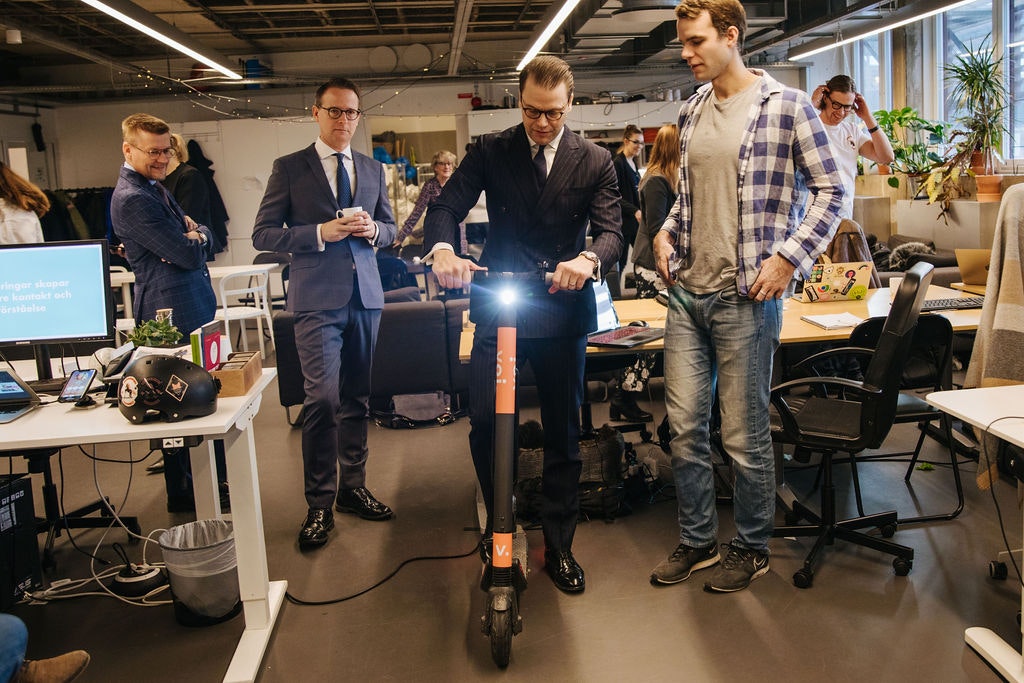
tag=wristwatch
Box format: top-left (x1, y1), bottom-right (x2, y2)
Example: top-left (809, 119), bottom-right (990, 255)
top-left (579, 250), bottom-right (601, 281)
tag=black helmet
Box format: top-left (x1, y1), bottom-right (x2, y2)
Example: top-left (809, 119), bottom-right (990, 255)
top-left (118, 355), bottom-right (220, 423)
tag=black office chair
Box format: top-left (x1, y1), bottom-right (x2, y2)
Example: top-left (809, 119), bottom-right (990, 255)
top-left (845, 314), bottom-right (964, 524)
top-left (13, 448), bottom-right (141, 571)
top-left (770, 262), bottom-right (933, 588)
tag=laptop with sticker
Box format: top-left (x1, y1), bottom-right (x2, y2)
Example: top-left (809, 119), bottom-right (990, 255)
top-left (587, 280), bottom-right (665, 348)
top-left (954, 249), bottom-right (991, 286)
top-left (0, 366), bottom-right (42, 425)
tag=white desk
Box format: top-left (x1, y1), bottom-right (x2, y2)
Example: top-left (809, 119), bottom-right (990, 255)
top-left (110, 263), bottom-right (282, 320)
top-left (4, 368), bottom-right (284, 683)
top-left (927, 385), bottom-right (1024, 682)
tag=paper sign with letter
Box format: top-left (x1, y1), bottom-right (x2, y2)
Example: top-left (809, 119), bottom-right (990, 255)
top-left (802, 260), bottom-right (874, 302)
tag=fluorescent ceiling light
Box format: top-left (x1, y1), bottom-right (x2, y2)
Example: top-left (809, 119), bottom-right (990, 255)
top-left (79, 0), bottom-right (242, 79)
top-left (788, 0), bottom-right (978, 61)
top-left (516, 0), bottom-right (584, 71)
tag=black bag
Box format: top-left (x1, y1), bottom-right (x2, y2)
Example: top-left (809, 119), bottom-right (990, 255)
top-left (514, 421), bottom-right (627, 521)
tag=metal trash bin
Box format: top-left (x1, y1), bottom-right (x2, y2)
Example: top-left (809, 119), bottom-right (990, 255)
top-left (158, 519), bottom-right (240, 626)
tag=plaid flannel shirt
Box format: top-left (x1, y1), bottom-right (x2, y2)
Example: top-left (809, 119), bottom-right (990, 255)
top-left (660, 69), bottom-right (844, 295)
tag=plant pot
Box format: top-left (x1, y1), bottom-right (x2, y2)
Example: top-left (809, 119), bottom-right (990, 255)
top-left (970, 150), bottom-right (986, 176)
top-left (975, 174), bottom-right (1002, 202)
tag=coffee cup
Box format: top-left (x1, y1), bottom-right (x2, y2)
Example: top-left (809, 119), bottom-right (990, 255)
top-left (337, 206), bottom-right (362, 219)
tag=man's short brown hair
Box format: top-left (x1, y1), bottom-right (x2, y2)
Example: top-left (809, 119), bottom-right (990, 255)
top-left (675, 0), bottom-right (747, 46)
top-left (519, 55), bottom-right (574, 101)
top-left (122, 113), bottom-right (170, 144)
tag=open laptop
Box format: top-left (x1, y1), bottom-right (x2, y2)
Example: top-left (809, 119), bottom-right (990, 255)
top-left (954, 248), bottom-right (991, 286)
top-left (587, 279), bottom-right (665, 348)
top-left (0, 366), bottom-right (42, 425)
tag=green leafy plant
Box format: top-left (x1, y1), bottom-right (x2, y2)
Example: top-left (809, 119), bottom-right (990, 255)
top-left (126, 318), bottom-right (183, 348)
top-left (872, 107), bottom-right (948, 193)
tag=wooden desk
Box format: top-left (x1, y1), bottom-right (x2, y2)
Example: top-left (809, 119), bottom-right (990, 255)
top-left (110, 263), bottom-right (282, 320)
top-left (926, 385), bottom-right (1024, 683)
top-left (3, 368), bottom-right (285, 683)
top-left (457, 285), bottom-right (983, 361)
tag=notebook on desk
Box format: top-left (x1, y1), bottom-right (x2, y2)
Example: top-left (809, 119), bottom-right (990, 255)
top-left (954, 249), bottom-right (991, 285)
top-left (0, 366), bottom-right (42, 425)
top-left (587, 280), bottom-right (665, 348)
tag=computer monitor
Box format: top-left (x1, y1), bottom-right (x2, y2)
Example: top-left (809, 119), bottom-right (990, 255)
top-left (0, 240), bottom-right (115, 389)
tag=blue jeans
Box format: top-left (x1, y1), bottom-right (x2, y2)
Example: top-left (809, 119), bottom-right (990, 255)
top-left (0, 613), bottom-right (28, 682)
top-left (663, 284), bottom-right (782, 553)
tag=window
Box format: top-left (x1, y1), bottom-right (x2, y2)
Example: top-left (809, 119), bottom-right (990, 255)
top-left (856, 33), bottom-right (886, 112)
top-left (941, 0), bottom-right (995, 124)
top-left (1010, 0), bottom-right (1024, 157)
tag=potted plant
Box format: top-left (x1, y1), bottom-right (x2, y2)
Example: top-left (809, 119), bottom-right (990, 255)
top-left (938, 35), bottom-right (1007, 203)
top-left (126, 317), bottom-right (183, 348)
top-left (872, 107), bottom-right (947, 196)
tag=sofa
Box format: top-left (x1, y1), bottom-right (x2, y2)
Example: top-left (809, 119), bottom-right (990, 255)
top-left (871, 233), bottom-right (961, 287)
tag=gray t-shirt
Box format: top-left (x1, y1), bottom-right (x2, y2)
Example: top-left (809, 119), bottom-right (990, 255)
top-left (679, 77), bottom-right (762, 294)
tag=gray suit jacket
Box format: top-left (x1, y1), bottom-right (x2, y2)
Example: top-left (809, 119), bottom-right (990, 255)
top-left (252, 143), bottom-right (397, 311)
top-left (423, 124), bottom-right (623, 337)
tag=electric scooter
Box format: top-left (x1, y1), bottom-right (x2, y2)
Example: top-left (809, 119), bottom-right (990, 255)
top-left (475, 269), bottom-right (549, 668)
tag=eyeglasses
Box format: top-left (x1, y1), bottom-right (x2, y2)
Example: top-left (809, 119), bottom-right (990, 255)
top-left (627, 138), bottom-right (644, 145)
top-left (824, 94), bottom-right (854, 112)
top-left (522, 106), bottom-right (566, 121)
top-left (319, 106), bottom-right (363, 121)
top-left (434, 161), bottom-right (455, 167)
top-left (130, 144), bottom-right (176, 159)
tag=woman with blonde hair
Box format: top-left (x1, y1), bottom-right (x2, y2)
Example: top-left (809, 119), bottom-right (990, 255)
top-left (633, 123), bottom-right (680, 297)
top-left (0, 160), bottom-right (50, 244)
top-left (393, 149), bottom-right (466, 254)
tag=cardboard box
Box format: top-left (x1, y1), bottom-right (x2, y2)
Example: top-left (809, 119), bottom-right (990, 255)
top-left (211, 351), bottom-right (262, 397)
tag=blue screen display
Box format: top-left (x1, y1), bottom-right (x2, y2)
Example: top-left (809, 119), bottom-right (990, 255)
top-left (0, 241), bottom-right (113, 345)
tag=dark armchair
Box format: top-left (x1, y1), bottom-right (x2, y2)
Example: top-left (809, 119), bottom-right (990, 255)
top-left (770, 262), bottom-right (934, 588)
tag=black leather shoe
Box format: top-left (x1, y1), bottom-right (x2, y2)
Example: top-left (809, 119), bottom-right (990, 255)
top-left (336, 487), bottom-right (394, 521)
top-left (609, 389), bottom-right (653, 422)
top-left (298, 508), bottom-right (334, 549)
top-left (479, 532), bottom-right (493, 564)
top-left (545, 549), bottom-right (586, 593)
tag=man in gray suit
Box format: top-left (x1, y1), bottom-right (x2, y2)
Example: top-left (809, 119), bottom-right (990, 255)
top-left (423, 56), bottom-right (623, 593)
top-left (253, 77), bottom-right (397, 549)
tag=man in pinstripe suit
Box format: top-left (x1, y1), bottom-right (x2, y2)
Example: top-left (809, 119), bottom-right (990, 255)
top-left (424, 56), bottom-right (623, 593)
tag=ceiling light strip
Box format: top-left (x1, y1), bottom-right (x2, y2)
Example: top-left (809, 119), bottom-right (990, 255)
top-left (78, 0), bottom-right (242, 79)
top-left (788, 0), bottom-right (978, 61)
top-left (516, 0), bottom-right (584, 71)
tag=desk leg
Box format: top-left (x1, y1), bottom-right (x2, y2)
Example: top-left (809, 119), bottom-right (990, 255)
top-left (220, 420), bottom-right (287, 683)
top-left (190, 441), bottom-right (221, 519)
top-left (963, 509), bottom-right (1024, 681)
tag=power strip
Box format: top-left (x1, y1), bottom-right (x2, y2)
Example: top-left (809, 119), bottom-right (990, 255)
top-left (110, 564), bottom-right (166, 598)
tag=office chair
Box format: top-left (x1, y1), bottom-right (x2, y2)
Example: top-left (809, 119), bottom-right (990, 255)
top-left (770, 262), bottom-right (933, 588)
top-left (846, 314), bottom-right (964, 524)
top-left (252, 252), bottom-right (290, 310)
top-left (13, 448), bottom-right (142, 571)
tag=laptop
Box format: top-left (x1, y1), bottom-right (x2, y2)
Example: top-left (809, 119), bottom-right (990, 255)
top-left (0, 366), bottom-right (42, 425)
top-left (587, 280), bottom-right (665, 348)
top-left (954, 248), bottom-right (991, 286)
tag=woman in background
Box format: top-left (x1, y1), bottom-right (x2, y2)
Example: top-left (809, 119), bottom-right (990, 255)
top-left (162, 133), bottom-right (214, 235)
top-left (0, 160), bottom-right (49, 244)
top-left (632, 123), bottom-right (680, 297)
top-left (393, 149), bottom-right (466, 254)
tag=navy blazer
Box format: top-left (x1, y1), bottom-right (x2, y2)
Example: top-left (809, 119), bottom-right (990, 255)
top-left (110, 165), bottom-right (216, 336)
top-left (252, 144), bottom-right (396, 311)
top-left (424, 124), bottom-right (623, 337)
top-left (613, 151), bottom-right (641, 238)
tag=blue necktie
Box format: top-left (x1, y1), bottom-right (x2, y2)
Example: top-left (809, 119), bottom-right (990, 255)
top-left (335, 152), bottom-right (352, 208)
top-left (533, 144), bottom-right (547, 187)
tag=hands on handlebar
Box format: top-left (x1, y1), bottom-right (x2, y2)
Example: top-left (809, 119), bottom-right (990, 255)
top-left (431, 249), bottom-right (594, 294)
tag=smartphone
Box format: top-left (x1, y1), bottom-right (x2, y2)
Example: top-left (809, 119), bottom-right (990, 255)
top-left (58, 369), bottom-right (98, 403)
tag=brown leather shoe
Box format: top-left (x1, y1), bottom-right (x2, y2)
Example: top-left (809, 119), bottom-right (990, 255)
top-left (16, 650), bottom-right (90, 683)
top-left (335, 487), bottom-right (393, 521)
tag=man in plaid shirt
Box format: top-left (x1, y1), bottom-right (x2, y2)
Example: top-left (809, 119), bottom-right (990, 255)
top-left (650, 0), bottom-right (843, 593)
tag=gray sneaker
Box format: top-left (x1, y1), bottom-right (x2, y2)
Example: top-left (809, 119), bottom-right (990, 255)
top-left (704, 543), bottom-right (770, 593)
top-left (650, 542), bottom-right (720, 585)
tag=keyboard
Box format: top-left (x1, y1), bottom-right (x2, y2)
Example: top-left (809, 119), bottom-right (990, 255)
top-left (920, 296), bottom-right (985, 311)
top-left (589, 327), bottom-right (644, 343)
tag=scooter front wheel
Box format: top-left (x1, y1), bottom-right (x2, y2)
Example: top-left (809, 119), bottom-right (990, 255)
top-left (489, 608), bottom-right (512, 668)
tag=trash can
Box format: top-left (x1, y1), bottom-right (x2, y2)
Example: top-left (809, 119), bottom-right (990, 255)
top-left (158, 519), bottom-right (241, 627)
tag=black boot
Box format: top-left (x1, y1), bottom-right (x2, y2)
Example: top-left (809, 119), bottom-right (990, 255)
top-left (609, 386), bottom-right (653, 422)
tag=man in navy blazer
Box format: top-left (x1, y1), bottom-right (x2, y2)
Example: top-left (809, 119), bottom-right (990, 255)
top-left (111, 113), bottom-right (220, 513)
top-left (253, 77), bottom-right (397, 549)
top-left (423, 56), bottom-right (623, 593)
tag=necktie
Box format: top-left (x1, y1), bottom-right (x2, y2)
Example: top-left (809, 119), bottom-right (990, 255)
top-left (335, 152), bottom-right (352, 208)
top-left (533, 144), bottom-right (547, 187)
